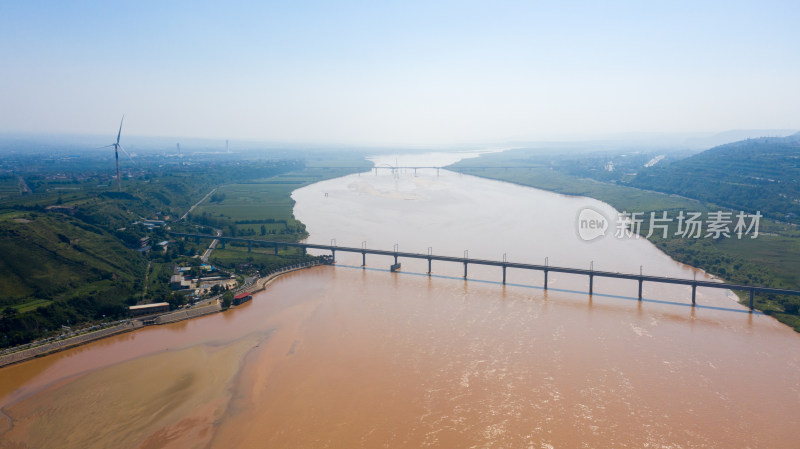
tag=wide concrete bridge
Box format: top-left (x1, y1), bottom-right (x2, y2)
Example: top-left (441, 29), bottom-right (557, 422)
top-left (170, 233), bottom-right (800, 311)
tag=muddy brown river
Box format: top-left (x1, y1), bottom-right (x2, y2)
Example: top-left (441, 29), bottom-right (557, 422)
top-left (1, 151), bottom-right (799, 448)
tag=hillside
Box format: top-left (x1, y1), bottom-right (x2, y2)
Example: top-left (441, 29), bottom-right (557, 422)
top-left (0, 215), bottom-right (143, 303)
top-left (0, 158), bottom-right (302, 346)
top-left (630, 133), bottom-right (800, 223)
top-left (0, 152), bottom-right (373, 348)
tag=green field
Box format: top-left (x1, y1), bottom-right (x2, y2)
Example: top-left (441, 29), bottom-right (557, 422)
top-left (208, 245), bottom-right (314, 272)
top-left (12, 299), bottom-right (52, 314)
top-left (193, 182), bottom-right (301, 227)
top-left (190, 160), bottom-right (371, 242)
top-left (186, 158), bottom-right (371, 273)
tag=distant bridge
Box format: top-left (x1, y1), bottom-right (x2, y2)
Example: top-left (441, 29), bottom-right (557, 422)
top-left (308, 165), bottom-right (543, 176)
top-left (170, 233), bottom-right (800, 311)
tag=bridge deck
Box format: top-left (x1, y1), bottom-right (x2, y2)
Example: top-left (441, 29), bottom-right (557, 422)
top-left (171, 233), bottom-right (800, 308)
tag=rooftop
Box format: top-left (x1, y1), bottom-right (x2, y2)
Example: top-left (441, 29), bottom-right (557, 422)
top-left (129, 302), bottom-right (170, 310)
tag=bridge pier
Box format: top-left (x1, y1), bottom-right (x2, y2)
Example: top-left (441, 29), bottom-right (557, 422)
top-left (167, 234), bottom-right (800, 312)
top-left (436, 168), bottom-right (440, 176)
top-left (362, 251), bottom-right (366, 268)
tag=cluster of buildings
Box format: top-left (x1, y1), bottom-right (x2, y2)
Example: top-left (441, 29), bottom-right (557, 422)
top-left (170, 263), bottom-right (237, 296)
top-left (135, 236), bottom-right (170, 253)
top-left (125, 219), bottom-right (170, 253)
top-left (135, 219), bottom-right (167, 230)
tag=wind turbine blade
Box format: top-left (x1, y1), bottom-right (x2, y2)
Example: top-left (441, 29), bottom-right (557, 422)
top-left (94, 144), bottom-right (115, 150)
top-left (118, 144), bottom-right (136, 164)
top-left (116, 115), bottom-right (125, 145)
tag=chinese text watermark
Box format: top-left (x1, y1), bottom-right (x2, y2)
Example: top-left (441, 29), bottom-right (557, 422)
top-left (577, 208), bottom-right (761, 241)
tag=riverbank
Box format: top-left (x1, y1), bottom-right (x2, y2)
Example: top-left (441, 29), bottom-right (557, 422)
top-left (447, 162), bottom-right (800, 331)
top-left (0, 321), bottom-right (143, 368)
top-left (0, 259), bottom-right (331, 369)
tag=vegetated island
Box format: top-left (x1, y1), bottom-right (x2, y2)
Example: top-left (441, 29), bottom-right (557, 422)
top-left (448, 133), bottom-right (800, 332)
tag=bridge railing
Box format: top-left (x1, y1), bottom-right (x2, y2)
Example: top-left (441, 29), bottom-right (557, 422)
top-left (169, 232), bottom-right (800, 310)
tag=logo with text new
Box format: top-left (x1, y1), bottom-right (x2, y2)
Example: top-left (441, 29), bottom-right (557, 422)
top-left (577, 207), bottom-right (608, 241)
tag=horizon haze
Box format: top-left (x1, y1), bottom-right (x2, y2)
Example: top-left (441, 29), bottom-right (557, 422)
top-left (1, 1), bottom-right (799, 146)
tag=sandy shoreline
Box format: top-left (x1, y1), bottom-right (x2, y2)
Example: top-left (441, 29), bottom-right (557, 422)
top-left (0, 336), bottom-right (264, 449)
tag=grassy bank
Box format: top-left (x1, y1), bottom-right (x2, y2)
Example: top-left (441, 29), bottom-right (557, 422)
top-left (449, 158), bottom-right (800, 331)
top-left (186, 157), bottom-right (372, 272)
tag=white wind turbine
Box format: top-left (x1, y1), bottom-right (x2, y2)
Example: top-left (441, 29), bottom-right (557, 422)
top-left (98, 116), bottom-right (134, 191)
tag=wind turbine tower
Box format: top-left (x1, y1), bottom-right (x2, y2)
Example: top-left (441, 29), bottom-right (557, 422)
top-left (114, 118), bottom-right (124, 190)
top-left (226, 139), bottom-right (230, 153)
top-left (97, 116), bottom-right (133, 191)
top-left (109, 116), bottom-right (127, 191)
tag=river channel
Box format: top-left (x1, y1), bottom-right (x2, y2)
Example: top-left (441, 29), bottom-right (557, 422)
top-left (1, 151), bottom-right (799, 448)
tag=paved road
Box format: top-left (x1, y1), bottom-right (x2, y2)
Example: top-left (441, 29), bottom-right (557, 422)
top-left (180, 187), bottom-right (217, 220)
top-left (201, 229), bottom-right (222, 263)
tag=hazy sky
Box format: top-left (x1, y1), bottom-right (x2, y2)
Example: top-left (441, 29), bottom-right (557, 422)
top-left (1, 1), bottom-right (799, 146)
